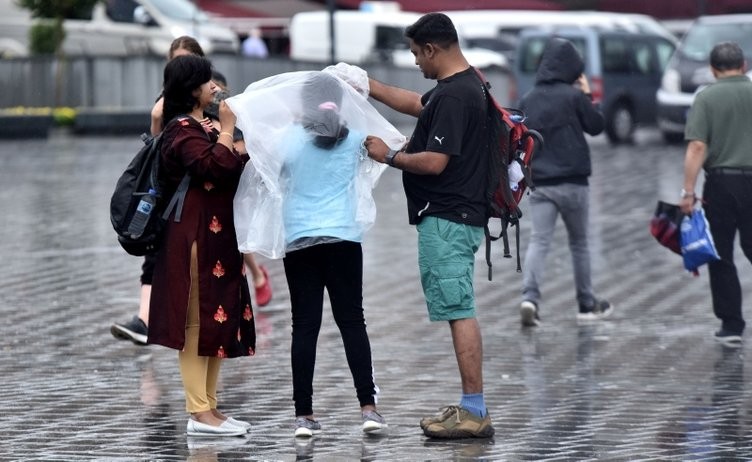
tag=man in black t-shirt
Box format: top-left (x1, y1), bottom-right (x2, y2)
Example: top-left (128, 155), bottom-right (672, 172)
top-left (363, 12), bottom-right (494, 440)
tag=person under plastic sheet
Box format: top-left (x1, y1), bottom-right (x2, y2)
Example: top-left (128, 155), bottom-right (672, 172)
top-left (226, 70), bottom-right (405, 437)
top-left (228, 68), bottom-right (405, 258)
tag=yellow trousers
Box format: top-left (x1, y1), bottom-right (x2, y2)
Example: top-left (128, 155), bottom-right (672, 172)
top-left (178, 242), bottom-right (222, 413)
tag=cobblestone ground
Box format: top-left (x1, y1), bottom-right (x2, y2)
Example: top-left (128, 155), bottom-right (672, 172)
top-left (1, 129), bottom-right (751, 461)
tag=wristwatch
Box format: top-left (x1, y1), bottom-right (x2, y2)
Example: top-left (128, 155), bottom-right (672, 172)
top-left (386, 149), bottom-right (399, 167)
top-left (680, 188), bottom-right (695, 199)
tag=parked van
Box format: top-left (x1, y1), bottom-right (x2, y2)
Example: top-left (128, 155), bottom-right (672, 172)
top-left (655, 14), bottom-right (752, 142)
top-left (445, 10), bottom-right (674, 63)
top-left (0, 0), bottom-right (238, 57)
top-left (289, 9), bottom-right (419, 64)
top-left (289, 9), bottom-right (507, 69)
top-left (514, 26), bottom-right (676, 143)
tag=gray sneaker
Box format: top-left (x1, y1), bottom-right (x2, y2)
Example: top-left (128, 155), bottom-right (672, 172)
top-left (362, 410), bottom-right (388, 433)
top-left (294, 417), bottom-right (322, 437)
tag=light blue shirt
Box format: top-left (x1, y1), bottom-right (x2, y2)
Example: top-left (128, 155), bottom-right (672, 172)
top-left (280, 125), bottom-right (365, 247)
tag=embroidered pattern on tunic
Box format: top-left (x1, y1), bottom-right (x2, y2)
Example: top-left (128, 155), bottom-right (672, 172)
top-left (243, 304), bottom-right (253, 321)
top-left (209, 216), bottom-right (222, 234)
top-left (212, 260), bottom-right (225, 278)
top-left (214, 305), bottom-right (228, 323)
top-left (217, 346), bottom-right (226, 358)
top-left (204, 181), bottom-right (215, 191)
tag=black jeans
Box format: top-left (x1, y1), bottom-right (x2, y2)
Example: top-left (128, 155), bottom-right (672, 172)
top-left (704, 171), bottom-right (752, 334)
top-left (283, 241), bottom-right (377, 416)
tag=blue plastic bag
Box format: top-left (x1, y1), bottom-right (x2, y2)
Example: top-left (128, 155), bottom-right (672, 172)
top-left (680, 209), bottom-right (720, 273)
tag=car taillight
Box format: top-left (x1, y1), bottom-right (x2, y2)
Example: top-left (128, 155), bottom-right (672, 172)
top-left (589, 76), bottom-right (603, 104)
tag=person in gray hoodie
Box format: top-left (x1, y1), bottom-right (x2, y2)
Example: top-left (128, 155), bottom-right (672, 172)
top-left (517, 37), bottom-right (612, 327)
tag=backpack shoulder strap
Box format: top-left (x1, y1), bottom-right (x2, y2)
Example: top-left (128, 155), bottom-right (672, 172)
top-left (161, 173), bottom-right (190, 222)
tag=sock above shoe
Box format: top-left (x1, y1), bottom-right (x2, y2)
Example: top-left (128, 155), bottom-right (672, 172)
top-left (459, 393), bottom-right (486, 418)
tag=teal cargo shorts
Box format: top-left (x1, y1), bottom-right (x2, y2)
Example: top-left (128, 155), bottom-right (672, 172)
top-left (417, 216), bottom-right (483, 322)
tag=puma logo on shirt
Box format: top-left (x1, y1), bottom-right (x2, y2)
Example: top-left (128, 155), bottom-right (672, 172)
top-left (434, 136), bottom-right (444, 145)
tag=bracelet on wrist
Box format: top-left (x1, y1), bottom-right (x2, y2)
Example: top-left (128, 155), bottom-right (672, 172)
top-left (219, 131), bottom-right (234, 140)
top-left (680, 188), bottom-right (695, 199)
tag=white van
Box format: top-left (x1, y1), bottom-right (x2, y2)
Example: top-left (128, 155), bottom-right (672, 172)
top-left (289, 9), bottom-right (507, 69)
top-left (0, 0), bottom-right (238, 57)
top-left (289, 9), bottom-right (419, 64)
top-left (444, 10), bottom-right (674, 62)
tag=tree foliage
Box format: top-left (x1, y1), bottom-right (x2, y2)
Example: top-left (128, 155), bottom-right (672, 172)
top-left (28, 21), bottom-right (64, 54)
top-left (15, 0), bottom-right (99, 55)
top-left (16, 0), bottom-right (100, 20)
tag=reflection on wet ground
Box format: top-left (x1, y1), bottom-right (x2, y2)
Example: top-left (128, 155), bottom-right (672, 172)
top-left (1, 129), bottom-right (751, 460)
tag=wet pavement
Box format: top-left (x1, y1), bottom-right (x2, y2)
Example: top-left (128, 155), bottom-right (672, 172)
top-left (1, 128), bottom-right (751, 461)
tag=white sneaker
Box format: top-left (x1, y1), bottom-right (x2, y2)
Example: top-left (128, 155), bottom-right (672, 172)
top-left (186, 418), bottom-right (247, 437)
top-left (362, 410), bottom-right (388, 433)
top-left (520, 300), bottom-right (540, 327)
top-left (294, 417), bottom-right (322, 437)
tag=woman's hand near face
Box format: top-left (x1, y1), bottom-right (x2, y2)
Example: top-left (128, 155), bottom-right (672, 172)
top-left (218, 101), bottom-right (236, 132)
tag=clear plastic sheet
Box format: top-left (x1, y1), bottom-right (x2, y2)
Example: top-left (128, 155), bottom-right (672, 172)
top-left (322, 62), bottom-right (370, 98)
top-left (227, 70), bottom-right (406, 259)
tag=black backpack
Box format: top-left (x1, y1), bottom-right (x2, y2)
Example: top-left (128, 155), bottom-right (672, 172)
top-left (475, 68), bottom-right (544, 280)
top-left (110, 126), bottom-right (190, 256)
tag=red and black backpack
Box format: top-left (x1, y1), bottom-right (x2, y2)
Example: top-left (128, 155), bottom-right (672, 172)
top-left (475, 68), bottom-right (544, 280)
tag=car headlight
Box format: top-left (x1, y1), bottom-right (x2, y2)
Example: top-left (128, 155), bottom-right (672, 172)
top-left (661, 68), bottom-right (680, 94)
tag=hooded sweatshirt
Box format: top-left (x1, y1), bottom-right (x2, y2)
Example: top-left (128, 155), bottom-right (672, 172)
top-left (520, 38), bottom-right (604, 185)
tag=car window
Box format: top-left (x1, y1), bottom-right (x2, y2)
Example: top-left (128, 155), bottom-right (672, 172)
top-left (375, 26), bottom-right (409, 51)
top-left (654, 39), bottom-right (675, 70)
top-left (149, 0), bottom-right (208, 23)
top-left (519, 37), bottom-right (547, 73)
top-left (632, 40), bottom-right (653, 75)
top-left (106, 0), bottom-right (138, 23)
top-left (601, 37), bottom-right (631, 73)
top-left (519, 36), bottom-right (587, 73)
top-left (682, 21), bottom-right (752, 61)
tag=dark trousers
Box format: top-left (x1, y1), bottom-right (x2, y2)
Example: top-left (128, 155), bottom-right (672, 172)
top-left (703, 171), bottom-right (752, 334)
top-left (283, 241), bottom-right (376, 416)
top-left (141, 253), bottom-right (156, 285)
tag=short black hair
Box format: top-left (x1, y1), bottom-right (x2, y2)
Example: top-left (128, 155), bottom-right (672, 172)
top-left (212, 69), bottom-right (228, 90)
top-left (710, 41), bottom-right (745, 71)
top-left (162, 55), bottom-right (213, 124)
top-left (405, 13), bottom-right (458, 49)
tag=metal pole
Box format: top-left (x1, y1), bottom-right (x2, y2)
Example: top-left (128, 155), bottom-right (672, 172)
top-left (327, 0), bottom-right (336, 64)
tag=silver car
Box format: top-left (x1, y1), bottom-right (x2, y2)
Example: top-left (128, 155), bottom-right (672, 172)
top-left (656, 14), bottom-right (752, 143)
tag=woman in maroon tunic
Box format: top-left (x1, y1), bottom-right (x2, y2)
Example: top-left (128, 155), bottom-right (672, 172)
top-left (148, 55), bottom-right (256, 437)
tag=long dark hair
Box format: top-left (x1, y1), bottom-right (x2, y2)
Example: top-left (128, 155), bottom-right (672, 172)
top-left (301, 72), bottom-right (349, 149)
top-left (168, 36), bottom-right (205, 59)
top-left (162, 55), bottom-right (213, 125)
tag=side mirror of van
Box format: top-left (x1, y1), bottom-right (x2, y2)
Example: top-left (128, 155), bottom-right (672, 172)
top-left (134, 6), bottom-right (157, 27)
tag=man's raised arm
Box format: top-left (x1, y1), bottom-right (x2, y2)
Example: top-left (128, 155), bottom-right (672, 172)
top-left (368, 78), bottom-right (423, 117)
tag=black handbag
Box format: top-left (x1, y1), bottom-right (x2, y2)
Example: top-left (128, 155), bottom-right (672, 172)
top-left (649, 200), bottom-right (683, 255)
